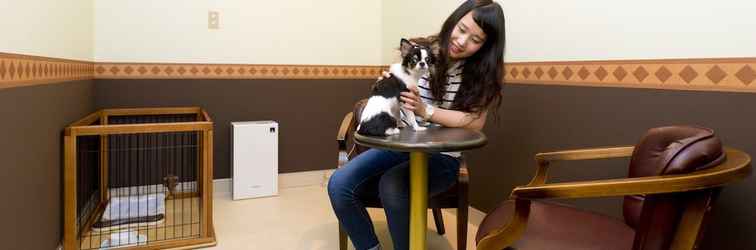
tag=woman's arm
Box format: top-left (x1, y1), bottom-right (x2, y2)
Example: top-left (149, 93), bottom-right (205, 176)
top-left (428, 108), bottom-right (487, 131)
top-left (400, 88), bottom-right (488, 131)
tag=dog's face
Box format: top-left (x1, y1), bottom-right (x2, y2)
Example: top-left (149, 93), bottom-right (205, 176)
top-left (400, 38), bottom-right (435, 74)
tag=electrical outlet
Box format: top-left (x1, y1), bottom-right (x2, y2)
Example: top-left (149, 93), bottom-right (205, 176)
top-left (208, 11), bottom-right (220, 29)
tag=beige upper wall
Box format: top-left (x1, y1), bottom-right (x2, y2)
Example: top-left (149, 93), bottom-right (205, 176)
top-left (0, 0), bottom-right (93, 61)
top-left (382, 0), bottom-right (755, 63)
top-left (381, 1), bottom-right (463, 64)
top-left (94, 0), bottom-right (382, 65)
top-left (504, 0), bottom-right (756, 62)
top-left (4, 0), bottom-right (751, 64)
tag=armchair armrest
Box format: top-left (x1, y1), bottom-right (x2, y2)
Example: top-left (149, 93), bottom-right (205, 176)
top-left (535, 146), bottom-right (635, 162)
top-left (337, 112), bottom-right (354, 168)
top-left (337, 112), bottom-right (354, 151)
top-left (518, 147), bottom-right (751, 200)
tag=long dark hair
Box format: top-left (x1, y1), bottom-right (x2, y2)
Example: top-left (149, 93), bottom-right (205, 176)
top-left (431, 0), bottom-right (505, 116)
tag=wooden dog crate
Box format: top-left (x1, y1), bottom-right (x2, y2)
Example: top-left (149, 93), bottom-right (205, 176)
top-left (64, 107), bottom-right (216, 250)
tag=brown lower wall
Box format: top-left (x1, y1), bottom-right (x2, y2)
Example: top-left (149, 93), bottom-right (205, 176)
top-left (0, 80), bottom-right (95, 250)
top-left (468, 83), bottom-right (756, 249)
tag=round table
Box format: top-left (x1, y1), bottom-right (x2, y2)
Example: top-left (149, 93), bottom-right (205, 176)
top-left (354, 126), bottom-right (487, 249)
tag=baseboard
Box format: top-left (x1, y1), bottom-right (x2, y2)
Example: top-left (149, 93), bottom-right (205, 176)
top-left (323, 169), bottom-right (335, 187)
top-left (213, 178), bottom-right (232, 196)
top-left (280, 169), bottom-right (331, 188)
top-left (469, 206), bottom-right (487, 226)
top-left (214, 169), bottom-right (334, 196)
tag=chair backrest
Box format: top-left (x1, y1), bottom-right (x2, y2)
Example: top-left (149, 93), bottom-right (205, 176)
top-left (623, 125), bottom-right (726, 250)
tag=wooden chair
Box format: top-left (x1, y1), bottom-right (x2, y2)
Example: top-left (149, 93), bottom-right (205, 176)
top-left (336, 99), bottom-right (470, 250)
top-left (475, 125), bottom-right (752, 250)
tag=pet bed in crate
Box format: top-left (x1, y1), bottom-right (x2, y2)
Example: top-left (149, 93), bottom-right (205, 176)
top-left (92, 193), bottom-right (166, 232)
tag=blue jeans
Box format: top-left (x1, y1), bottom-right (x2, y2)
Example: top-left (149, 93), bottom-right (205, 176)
top-left (327, 149), bottom-right (461, 250)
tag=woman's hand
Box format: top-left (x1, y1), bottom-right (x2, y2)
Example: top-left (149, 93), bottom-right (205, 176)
top-left (400, 87), bottom-right (426, 117)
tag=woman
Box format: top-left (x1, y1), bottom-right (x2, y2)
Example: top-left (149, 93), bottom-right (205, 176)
top-left (328, 1), bottom-right (505, 249)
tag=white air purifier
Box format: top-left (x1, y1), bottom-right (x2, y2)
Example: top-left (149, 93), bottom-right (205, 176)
top-left (231, 121), bottom-right (279, 200)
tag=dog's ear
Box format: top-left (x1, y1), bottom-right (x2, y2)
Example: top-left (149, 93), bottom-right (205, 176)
top-left (400, 38), bottom-right (413, 57)
top-left (370, 78), bottom-right (382, 92)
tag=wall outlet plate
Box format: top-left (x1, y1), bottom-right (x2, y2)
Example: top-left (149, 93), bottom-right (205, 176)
top-left (208, 11), bottom-right (220, 29)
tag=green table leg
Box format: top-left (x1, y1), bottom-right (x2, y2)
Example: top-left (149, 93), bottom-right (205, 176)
top-left (410, 151), bottom-right (428, 250)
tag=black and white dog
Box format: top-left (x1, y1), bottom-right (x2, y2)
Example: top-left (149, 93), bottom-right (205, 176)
top-left (356, 38), bottom-right (435, 136)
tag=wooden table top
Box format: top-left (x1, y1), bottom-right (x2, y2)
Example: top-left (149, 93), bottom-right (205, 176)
top-left (354, 126), bottom-right (487, 153)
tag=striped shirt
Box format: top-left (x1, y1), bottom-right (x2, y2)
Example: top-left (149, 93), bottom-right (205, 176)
top-left (417, 60), bottom-right (464, 158)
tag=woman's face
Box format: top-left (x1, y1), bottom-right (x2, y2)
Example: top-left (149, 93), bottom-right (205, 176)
top-left (448, 11), bottom-right (487, 61)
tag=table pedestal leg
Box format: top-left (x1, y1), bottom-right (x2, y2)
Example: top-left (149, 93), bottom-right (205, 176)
top-left (410, 151), bottom-right (428, 250)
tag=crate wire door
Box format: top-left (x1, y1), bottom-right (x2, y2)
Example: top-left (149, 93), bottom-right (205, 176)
top-left (64, 108), bottom-right (216, 250)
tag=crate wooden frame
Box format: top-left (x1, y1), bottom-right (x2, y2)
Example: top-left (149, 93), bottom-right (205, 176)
top-left (64, 107), bottom-right (216, 250)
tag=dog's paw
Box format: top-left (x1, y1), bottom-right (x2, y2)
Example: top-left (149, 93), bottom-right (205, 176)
top-left (385, 128), bottom-right (401, 135)
top-left (413, 126), bottom-right (427, 131)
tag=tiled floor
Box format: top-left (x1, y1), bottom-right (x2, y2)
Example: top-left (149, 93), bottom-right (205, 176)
top-left (207, 185), bottom-right (484, 250)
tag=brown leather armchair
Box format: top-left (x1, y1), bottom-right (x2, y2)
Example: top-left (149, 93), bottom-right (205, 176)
top-left (336, 99), bottom-right (470, 250)
top-left (475, 125), bottom-right (752, 250)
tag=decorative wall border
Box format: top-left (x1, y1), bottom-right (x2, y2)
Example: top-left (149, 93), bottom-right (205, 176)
top-left (504, 58), bottom-right (755, 93)
top-left (0, 52), bottom-right (94, 90)
top-left (2, 52), bottom-right (755, 94)
top-left (94, 63), bottom-right (386, 80)
top-left (0, 52), bottom-right (388, 90)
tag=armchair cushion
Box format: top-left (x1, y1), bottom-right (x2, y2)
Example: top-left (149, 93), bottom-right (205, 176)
top-left (627, 126), bottom-right (724, 178)
top-left (476, 200), bottom-right (634, 250)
